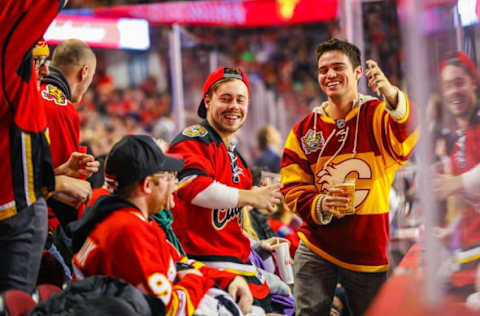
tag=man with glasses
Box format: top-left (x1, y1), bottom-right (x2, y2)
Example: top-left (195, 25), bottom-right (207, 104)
top-left (168, 67), bottom-right (284, 313)
top-left (71, 135), bottom-right (253, 315)
top-left (33, 38), bottom-right (51, 90)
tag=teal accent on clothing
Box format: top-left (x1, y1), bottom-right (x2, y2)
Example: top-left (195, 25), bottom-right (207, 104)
top-left (153, 209), bottom-right (186, 256)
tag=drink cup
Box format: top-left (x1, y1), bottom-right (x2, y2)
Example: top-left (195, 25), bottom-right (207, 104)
top-left (330, 178), bottom-right (355, 215)
top-left (272, 242), bottom-right (294, 284)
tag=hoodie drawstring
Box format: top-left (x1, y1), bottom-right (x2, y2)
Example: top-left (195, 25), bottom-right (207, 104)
top-left (314, 98), bottom-right (363, 171)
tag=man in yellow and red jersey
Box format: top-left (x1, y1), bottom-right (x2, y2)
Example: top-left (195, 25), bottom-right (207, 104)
top-left (281, 38), bottom-right (418, 315)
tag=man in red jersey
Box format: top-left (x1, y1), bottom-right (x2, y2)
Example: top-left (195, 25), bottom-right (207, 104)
top-left (281, 39), bottom-right (418, 315)
top-left (41, 38), bottom-right (97, 172)
top-left (40, 39), bottom-right (98, 232)
top-left (168, 67), bottom-right (283, 313)
top-left (433, 51), bottom-right (480, 297)
top-left (72, 135), bottom-right (253, 316)
top-left (0, 0), bottom-right (68, 293)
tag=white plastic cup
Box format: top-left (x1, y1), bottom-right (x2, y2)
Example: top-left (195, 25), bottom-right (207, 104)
top-left (272, 242), bottom-right (294, 284)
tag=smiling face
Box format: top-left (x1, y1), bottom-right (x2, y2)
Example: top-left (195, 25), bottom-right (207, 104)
top-left (317, 50), bottom-right (362, 103)
top-left (440, 64), bottom-right (477, 119)
top-left (205, 79), bottom-right (249, 140)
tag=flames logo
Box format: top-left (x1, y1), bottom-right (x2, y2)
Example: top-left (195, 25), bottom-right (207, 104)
top-left (276, 0), bottom-right (300, 20)
top-left (317, 158), bottom-right (372, 209)
top-left (41, 84), bottom-right (67, 106)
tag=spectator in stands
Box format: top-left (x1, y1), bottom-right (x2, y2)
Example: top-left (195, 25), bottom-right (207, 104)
top-left (71, 135), bottom-right (253, 315)
top-left (41, 39), bottom-right (98, 173)
top-left (433, 51), bottom-right (480, 297)
top-left (330, 285), bottom-right (351, 316)
top-left (33, 38), bottom-right (51, 90)
top-left (168, 67), bottom-right (284, 313)
top-left (0, 0), bottom-right (67, 293)
top-left (39, 39), bottom-right (99, 277)
top-left (281, 38), bottom-right (418, 315)
top-left (267, 202), bottom-right (300, 259)
top-left (433, 51), bottom-right (480, 201)
top-left (254, 125), bottom-right (283, 173)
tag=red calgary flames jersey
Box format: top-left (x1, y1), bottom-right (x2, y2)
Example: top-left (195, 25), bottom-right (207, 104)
top-left (40, 82), bottom-right (81, 168)
top-left (168, 121), bottom-right (253, 269)
top-left (73, 206), bottom-right (235, 316)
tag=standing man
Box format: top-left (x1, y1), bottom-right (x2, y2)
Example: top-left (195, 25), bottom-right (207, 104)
top-left (41, 38), bottom-right (97, 171)
top-left (0, 0), bottom-right (67, 293)
top-left (281, 39), bottom-right (418, 315)
top-left (72, 135), bottom-right (253, 315)
top-left (40, 39), bottom-right (98, 232)
top-left (168, 67), bottom-right (283, 312)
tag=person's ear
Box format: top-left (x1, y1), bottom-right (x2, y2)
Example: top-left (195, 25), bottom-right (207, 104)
top-left (204, 95), bottom-right (211, 112)
top-left (143, 177), bottom-right (153, 194)
top-left (80, 65), bottom-right (89, 81)
top-left (355, 65), bottom-right (363, 81)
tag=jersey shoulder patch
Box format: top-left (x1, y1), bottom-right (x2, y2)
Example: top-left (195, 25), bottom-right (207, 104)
top-left (182, 124), bottom-right (208, 138)
top-left (41, 84), bottom-right (67, 106)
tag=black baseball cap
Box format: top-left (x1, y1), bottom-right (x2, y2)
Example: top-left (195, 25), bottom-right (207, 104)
top-left (105, 135), bottom-right (184, 189)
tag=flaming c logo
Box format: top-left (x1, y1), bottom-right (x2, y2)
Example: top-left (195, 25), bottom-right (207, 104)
top-left (276, 0), bottom-right (300, 20)
top-left (317, 158), bottom-right (372, 209)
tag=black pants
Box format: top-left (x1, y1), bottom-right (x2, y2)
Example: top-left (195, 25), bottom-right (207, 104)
top-left (0, 199), bottom-right (47, 293)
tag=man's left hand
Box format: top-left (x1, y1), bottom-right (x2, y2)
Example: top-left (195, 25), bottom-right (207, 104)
top-left (227, 276), bottom-right (253, 315)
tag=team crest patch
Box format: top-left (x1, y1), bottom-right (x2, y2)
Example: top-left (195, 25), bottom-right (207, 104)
top-left (41, 84), bottom-right (67, 106)
top-left (301, 129), bottom-right (324, 154)
top-left (182, 125), bottom-right (208, 137)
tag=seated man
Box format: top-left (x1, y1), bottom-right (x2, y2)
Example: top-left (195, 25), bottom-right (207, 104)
top-left (71, 135), bottom-right (253, 315)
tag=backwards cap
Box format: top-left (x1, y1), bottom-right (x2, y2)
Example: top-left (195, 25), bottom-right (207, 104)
top-left (105, 135), bottom-right (184, 191)
top-left (197, 67), bottom-right (250, 118)
top-left (33, 38), bottom-right (50, 57)
top-left (440, 51), bottom-right (479, 85)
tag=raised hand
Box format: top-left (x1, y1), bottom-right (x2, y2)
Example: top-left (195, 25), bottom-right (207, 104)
top-left (365, 59), bottom-right (398, 106)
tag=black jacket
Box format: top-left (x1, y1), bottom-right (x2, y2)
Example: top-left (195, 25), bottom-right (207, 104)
top-left (29, 275), bottom-right (166, 316)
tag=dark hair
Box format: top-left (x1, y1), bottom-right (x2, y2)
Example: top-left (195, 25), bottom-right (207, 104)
top-left (315, 38), bottom-right (361, 69)
top-left (205, 68), bottom-right (243, 98)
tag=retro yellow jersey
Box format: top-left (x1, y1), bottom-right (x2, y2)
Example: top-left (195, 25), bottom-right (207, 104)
top-left (281, 93), bottom-right (419, 272)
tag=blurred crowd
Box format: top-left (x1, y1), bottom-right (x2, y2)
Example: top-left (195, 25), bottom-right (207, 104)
top-left (76, 0), bottom-right (403, 163)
